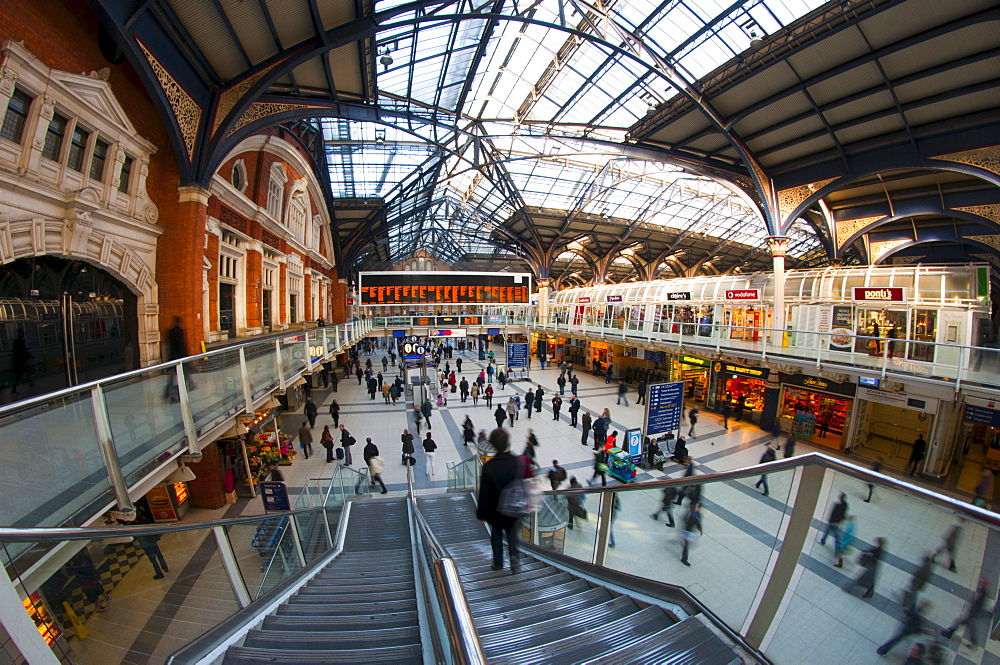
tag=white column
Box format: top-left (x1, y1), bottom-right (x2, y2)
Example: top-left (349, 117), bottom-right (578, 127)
top-left (537, 278), bottom-right (551, 322)
top-left (767, 236), bottom-right (790, 347)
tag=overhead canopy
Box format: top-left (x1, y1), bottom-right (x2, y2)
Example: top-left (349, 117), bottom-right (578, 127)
top-left (96, 0), bottom-right (1000, 285)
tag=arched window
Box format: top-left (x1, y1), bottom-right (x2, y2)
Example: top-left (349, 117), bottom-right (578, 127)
top-left (287, 191), bottom-right (306, 242)
top-left (266, 163), bottom-right (286, 219)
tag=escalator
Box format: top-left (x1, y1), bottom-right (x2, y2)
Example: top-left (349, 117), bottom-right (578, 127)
top-left (418, 493), bottom-right (751, 664)
top-left (222, 499), bottom-right (422, 664)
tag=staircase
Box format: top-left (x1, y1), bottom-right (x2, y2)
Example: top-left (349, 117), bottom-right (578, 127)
top-left (420, 493), bottom-right (748, 664)
top-left (222, 499), bottom-right (421, 665)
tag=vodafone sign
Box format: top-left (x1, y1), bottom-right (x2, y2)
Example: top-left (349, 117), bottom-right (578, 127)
top-left (725, 289), bottom-right (759, 300)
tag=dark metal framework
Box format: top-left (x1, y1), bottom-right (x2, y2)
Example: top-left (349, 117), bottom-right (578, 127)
top-left (84, 0), bottom-right (1000, 285)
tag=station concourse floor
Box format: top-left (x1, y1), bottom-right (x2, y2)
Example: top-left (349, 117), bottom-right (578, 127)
top-left (63, 343), bottom-right (999, 665)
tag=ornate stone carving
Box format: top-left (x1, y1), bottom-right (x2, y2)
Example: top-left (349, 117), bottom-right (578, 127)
top-left (934, 147), bottom-right (1000, 178)
top-left (776, 178), bottom-right (837, 223)
top-left (766, 236), bottom-right (790, 257)
top-left (213, 64), bottom-right (277, 135)
top-left (966, 234), bottom-right (1000, 251)
top-left (869, 238), bottom-right (910, 263)
top-left (261, 229), bottom-right (281, 250)
top-left (955, 204), bottom-right (1000, 226)
top-left (0, 66), bottom-right (16, 97)
top-left (229, 102), bottom-right (316, 136)
top-left (143, 202), bottom-right (158, 224)
top-left (205, 216), bottom-right (221, 237)
top-left (219, 206), bottom-right (248, 233)
top-left (835, 215), bottom-right (883, 249)
top-left (136, 39), bottom-right (201, 161)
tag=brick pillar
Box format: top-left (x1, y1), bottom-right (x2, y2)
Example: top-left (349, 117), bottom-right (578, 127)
top-left (331, 279), bottom-right (348, 323)
top-left (245, 245), bottom-right (263, 329)
top-left (206, 233), bottom-right (220, 333)
top-left (158, 185), bottom-right (208, 355)
top-left (279, 261), bottom-right (288, 324)
top-left (186, 441), bottom-right (227, 509)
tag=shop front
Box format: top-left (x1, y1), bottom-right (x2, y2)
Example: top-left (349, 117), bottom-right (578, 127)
top-left (777, 374), bottom-right (856, 449)
top-left (223, 406), bottom-right (293, 498)
top-left (849, 387), bottom-right (938, 469)
top-left (620, 348), bottom-right (669, 385)
top-left (675, 354), bottom-right (711, 403)
top-left (563, 337), bottom-right (588, 368)
top-left (708, 362), bottom-right (769, 420)
top-left (588, 340), bottom-right (611, 375)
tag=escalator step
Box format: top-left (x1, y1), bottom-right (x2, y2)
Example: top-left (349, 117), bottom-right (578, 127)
top-left (459, 560), bottom-right (547, 582)
top-left (469, 579), bottom-right (591, 615)
top-left (244, 627), bottom-right (420, 650)
top-left (223, 644), bottom-right (422, 665)
top-left (304, 580), bottom-right (414, 594)
top-left (479, 596), bottom-right (641, 653)
top-left (277, 600), bottom-right (417, 616)
top-left (474, 587), bottom-right (614, 633)
top-left (488, 606), bottom-right (673, 665)
top-left (293, 589), bottom-right (415, 602)
top-left (464, 572), bottom-right (573, 601)
top-left (263, 612), bottom-right (418, 631)
top-left (461, 565), bottom-right (567, 592)
top-left (576, 616), bottom-right (743, 665)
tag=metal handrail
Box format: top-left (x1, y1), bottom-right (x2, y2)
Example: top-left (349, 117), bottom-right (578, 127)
top-left (406, 465), bottom-right (488, 665)
top-left (0, 506), bottom-right (332, 542)
top-left (541, 452), bottom-right (1000, 529)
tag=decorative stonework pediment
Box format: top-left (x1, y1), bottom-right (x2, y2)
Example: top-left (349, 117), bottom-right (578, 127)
top-left (49, 69), bottom-right (136, 137)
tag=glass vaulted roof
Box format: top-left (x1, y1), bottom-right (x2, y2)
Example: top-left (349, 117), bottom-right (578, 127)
top-left (328, 0), bottom-right (832, 274)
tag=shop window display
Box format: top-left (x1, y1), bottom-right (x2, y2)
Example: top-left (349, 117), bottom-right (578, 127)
top-left (781, 388), bottom-right (850, 442)
top-left (855, 309), bottom-right (906, 356)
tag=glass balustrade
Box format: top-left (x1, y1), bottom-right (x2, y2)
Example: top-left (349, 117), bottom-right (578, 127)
top-left (0, 322), bottom-right (372, 560)
top-left (0, 506), bottom-right (340, 665)
top-left (521, 455), bottom-right (1000, 665)
top-left (447, 454), bottom-right (482, 492)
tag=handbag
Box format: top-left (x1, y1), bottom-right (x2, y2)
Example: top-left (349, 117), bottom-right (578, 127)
top-left (498, 457), bottom-right (541, 518)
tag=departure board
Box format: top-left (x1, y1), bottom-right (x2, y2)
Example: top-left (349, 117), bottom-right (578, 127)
top-left (359, 272), bottom-right (532, 305)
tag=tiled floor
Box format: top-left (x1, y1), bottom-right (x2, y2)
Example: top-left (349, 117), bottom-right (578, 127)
top-left (55, 340), bottom-right (1000, 665)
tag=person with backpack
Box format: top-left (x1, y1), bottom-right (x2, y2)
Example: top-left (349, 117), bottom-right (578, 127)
top-left (400, 429), bottom-right (415, 465)
top-left (547, 460), bottom-right (567, 490)
top-left (476, 428), bottom-right (530, 572)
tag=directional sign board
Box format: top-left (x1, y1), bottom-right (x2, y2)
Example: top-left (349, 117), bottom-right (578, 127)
top-left (645, 381), bottom-right (685, 437)
top-left (260, 481), bottom-right (290, 512)
top-left (507, 343), bottom-right (529, 369)
top-left (428, 329), bottom-right (466, 337)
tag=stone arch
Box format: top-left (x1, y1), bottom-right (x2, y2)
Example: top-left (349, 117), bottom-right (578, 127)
top-left (0, 213), bottom-right (159, 365)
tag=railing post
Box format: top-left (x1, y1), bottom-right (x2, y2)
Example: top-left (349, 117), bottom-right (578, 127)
top-left (320, 508), bottom-right (334, 548)
top-left (880, 334), bottom-right (889, 379)
top-left (593, 491), bottom-right (614, 567)
top-left (90, 384), bottom-right (134, 513)
top-left (174, 364), bottom-right (199, 454)
top-left (238, 347), bottom-right (253, 412)
top-left (275, 339), bottom-right (286, 391)
top-left (743, 464), bottom-right (825, 649)
top-left (212, 525), bottom-right (252, 607)
top-left (287, 515), bottom-right (307, 567)
top-left (0, 564), bottom-right (60, 664)
top-left (955, 346), bottom-right (966, 391)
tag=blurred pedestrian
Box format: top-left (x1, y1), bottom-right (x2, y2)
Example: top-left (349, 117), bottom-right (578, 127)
top-left (754, 442), bottom-right (777, 496)
top-left (590, 448), bottom-right (608, 486)
top-left (476, 429), bottom-right (527, 572)
top-left (304, 398), bottom-right (318, 428)
top-left (932, 518), bottom-right (964, 573)
top-left (876, 600), bottom-right (930, 656)
top-left (297, 422), bottom-right (313, 459)
top-left (679, 504), bottom-right (703, 566)
top-left (908, 433), bottom-right (926, 476)
top-left (616, 380), bottom-right (629, 406)
top-left (401, 429), bottom-right (415, 465)
top-left (687, 407), bottom-right (699, 437)
top-left (819, 492), bottom-right (849, 547)
top-left (901, 552), bottom-right (934, 613)
top-left (494, 404), bottom-right (507, 430)
top-left (650, 485), bottom-right (678, 527)
top-left (941, 577), bottom-right (991, 648)
top-left (845, 537), bottom-right (885, 599)
top-left (865, 456), bottom-right (883, 503)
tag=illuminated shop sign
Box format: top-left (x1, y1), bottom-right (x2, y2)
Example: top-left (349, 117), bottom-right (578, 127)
top-left (853, 287), bottom-right (906, 302)
top-left (714, 362), bottom-right (770, 379)
top-left (725, 289), bottom-right (759, 300)
top-left (578, 297), bottom-right (591, 303)
top-left (606, 295), bottom-right (623, 302)
top-left (680, 355), bottom-right (710, 367)
top-left (667, 292), bottom-right (691, 300)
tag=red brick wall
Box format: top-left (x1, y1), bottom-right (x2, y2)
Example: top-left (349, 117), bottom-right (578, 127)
top-left (245, 249), bottom-right (262, 328)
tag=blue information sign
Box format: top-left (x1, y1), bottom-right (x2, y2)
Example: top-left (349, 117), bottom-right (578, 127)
top-left (507, 343), bottom-right (529, 369)
top-left (260, 481), bottom-right (291, 512)
top-left (964, 404), bottom-right (1000, 427)
top-left (626, 428), bottom-right (643, 465)
top-left (645, 381), bottom-right (684, 436)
